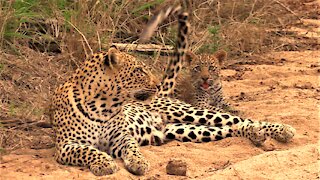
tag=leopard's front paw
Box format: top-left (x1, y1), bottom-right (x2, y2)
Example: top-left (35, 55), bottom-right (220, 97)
top-left (273, 124), bottom-right (296, 143)
top-left (89, 160), bottom-right (119, 176)
top-left (249, 123), bottom-right (267, 146)
top-left (124, 156), bottom-right (150, 175)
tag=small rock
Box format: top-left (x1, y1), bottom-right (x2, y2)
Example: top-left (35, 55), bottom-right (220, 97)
top-left (261, 141), bottom-right (276, 151)
top-left (294, 82), bottom-right (313, 89)
top-left (280, 58), bottom-right (286, 62)
top-left (166, 159), bottom-right (187, 176)
top-left (310, 64), bottom-right (319, 68)
top-left (146, 174), bottom-right (160, 180)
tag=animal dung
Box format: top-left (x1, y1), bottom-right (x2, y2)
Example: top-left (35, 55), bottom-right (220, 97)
top-left (166, 159), bottom-right (187, 176)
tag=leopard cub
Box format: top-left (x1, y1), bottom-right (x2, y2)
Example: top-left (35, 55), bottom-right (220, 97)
top-left (175, 50), bottom-right (239, 114)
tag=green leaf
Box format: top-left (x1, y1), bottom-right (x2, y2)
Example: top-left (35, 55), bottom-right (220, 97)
top-left (132, 0), bottom-right (165, 15)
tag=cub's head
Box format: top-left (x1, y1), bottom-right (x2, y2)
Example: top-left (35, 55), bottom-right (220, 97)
top-left (185, 50), bottom-right (227, 91)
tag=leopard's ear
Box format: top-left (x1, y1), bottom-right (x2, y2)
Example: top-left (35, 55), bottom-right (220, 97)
top-left (214, 50), bottom-right (227, 65)
top-left (104, 46), bottom-right (119, 68)
top-left (185, 51), bottom-right (197, 65)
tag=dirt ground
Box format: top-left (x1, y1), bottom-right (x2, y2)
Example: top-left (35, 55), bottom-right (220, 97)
top-left (2, 51), bottom-right (320, 178)
top-left (2, 49), bottom-right (319, 180)
top-left (1, 9), bottom-right (320, 180)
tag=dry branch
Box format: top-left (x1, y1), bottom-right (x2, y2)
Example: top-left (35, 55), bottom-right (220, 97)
top-left (109, 43), bottom-right (174, 53)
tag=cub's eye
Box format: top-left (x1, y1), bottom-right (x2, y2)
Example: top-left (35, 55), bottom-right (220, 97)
top-left (209, 65), bottom-right (215, 71)
top-left (134, 67), bottom-right (143, 72)
top-left (193, 65), bottom-right (201, 72)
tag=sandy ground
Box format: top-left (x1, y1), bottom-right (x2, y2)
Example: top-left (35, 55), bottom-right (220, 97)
top-left (1, 49), bottom-right (319, 179)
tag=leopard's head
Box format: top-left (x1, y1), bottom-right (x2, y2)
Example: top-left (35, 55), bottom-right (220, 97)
top-left (186, 50), bottom-right (227, 92)
top-left (75, 46), bottom-right (160, 102)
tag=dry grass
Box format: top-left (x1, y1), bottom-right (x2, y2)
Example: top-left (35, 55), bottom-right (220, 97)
top-left (0, 47), bottom-right (69, 151)
top-left (1, 0), bottom-right (313, 58)
top-left (0, 0), bottom-right (317, 151)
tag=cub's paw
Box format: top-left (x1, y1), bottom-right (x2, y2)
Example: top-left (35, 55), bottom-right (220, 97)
top-left (124, 156), bottom-right (150, 175)
top-left (89, 160), bottom-right (119, 176)
top-left (224, 106), bottom-right (240, 115)
top-left (273, 124), bottom-right (296, 143)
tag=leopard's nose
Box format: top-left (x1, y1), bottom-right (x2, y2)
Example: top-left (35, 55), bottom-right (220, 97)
top-left (202, 77), bottom-right (209, 82)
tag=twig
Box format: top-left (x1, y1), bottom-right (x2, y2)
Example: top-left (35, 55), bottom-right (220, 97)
top-left (65, 20), bottom-right (93, 55)
top-left (80, 39), bottom-right (89, 58)
top-left (231, 1), bottom-right (236, 22)
top-left (154, 32), bottom-right (167, 65)
top-left (193, 31), bottom-right (210, 52)
top-left (216, 0), bottom-right (222, 25)
top-left (272, 0), bottom-right (302, 22)
top-left (192, 10), bottom-right (201, 22)
top-left (97, 31), bottom-right (101, 51)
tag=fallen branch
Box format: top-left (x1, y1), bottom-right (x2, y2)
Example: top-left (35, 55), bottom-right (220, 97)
top-left (109, 43), bottom-right (174, 54)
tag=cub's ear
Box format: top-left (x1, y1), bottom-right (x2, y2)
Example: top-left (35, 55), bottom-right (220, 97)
top-left (185, 51), bottom-right (197, 65)
top-left (104, 46), bottom-right (119, 68)
top-left (110, 44), bottom-right (118, 49)
top-left (214, 50), bottom-right (227, 65)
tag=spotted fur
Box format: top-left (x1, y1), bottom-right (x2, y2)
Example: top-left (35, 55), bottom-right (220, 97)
top-left (175, 50), bottom-right (239, 114)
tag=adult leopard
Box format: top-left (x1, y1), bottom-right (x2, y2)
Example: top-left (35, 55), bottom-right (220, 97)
top-left (51, 6), bottom-right (295, 176)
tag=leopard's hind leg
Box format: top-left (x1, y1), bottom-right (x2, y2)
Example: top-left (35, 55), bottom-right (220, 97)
top-left (151, 97), bottom-right (295, 144)
top-left (164, 121), bottom-right (295, 146)
top-left (164, 123), bottom-right (234, 142)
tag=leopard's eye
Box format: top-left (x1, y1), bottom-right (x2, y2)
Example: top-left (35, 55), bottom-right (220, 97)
top-left (208, 65), bottom-right (215, 71)
top-left (133, 67), bottom-right (147, 75)
top-left (193, 65), bottom-right (201, 72)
